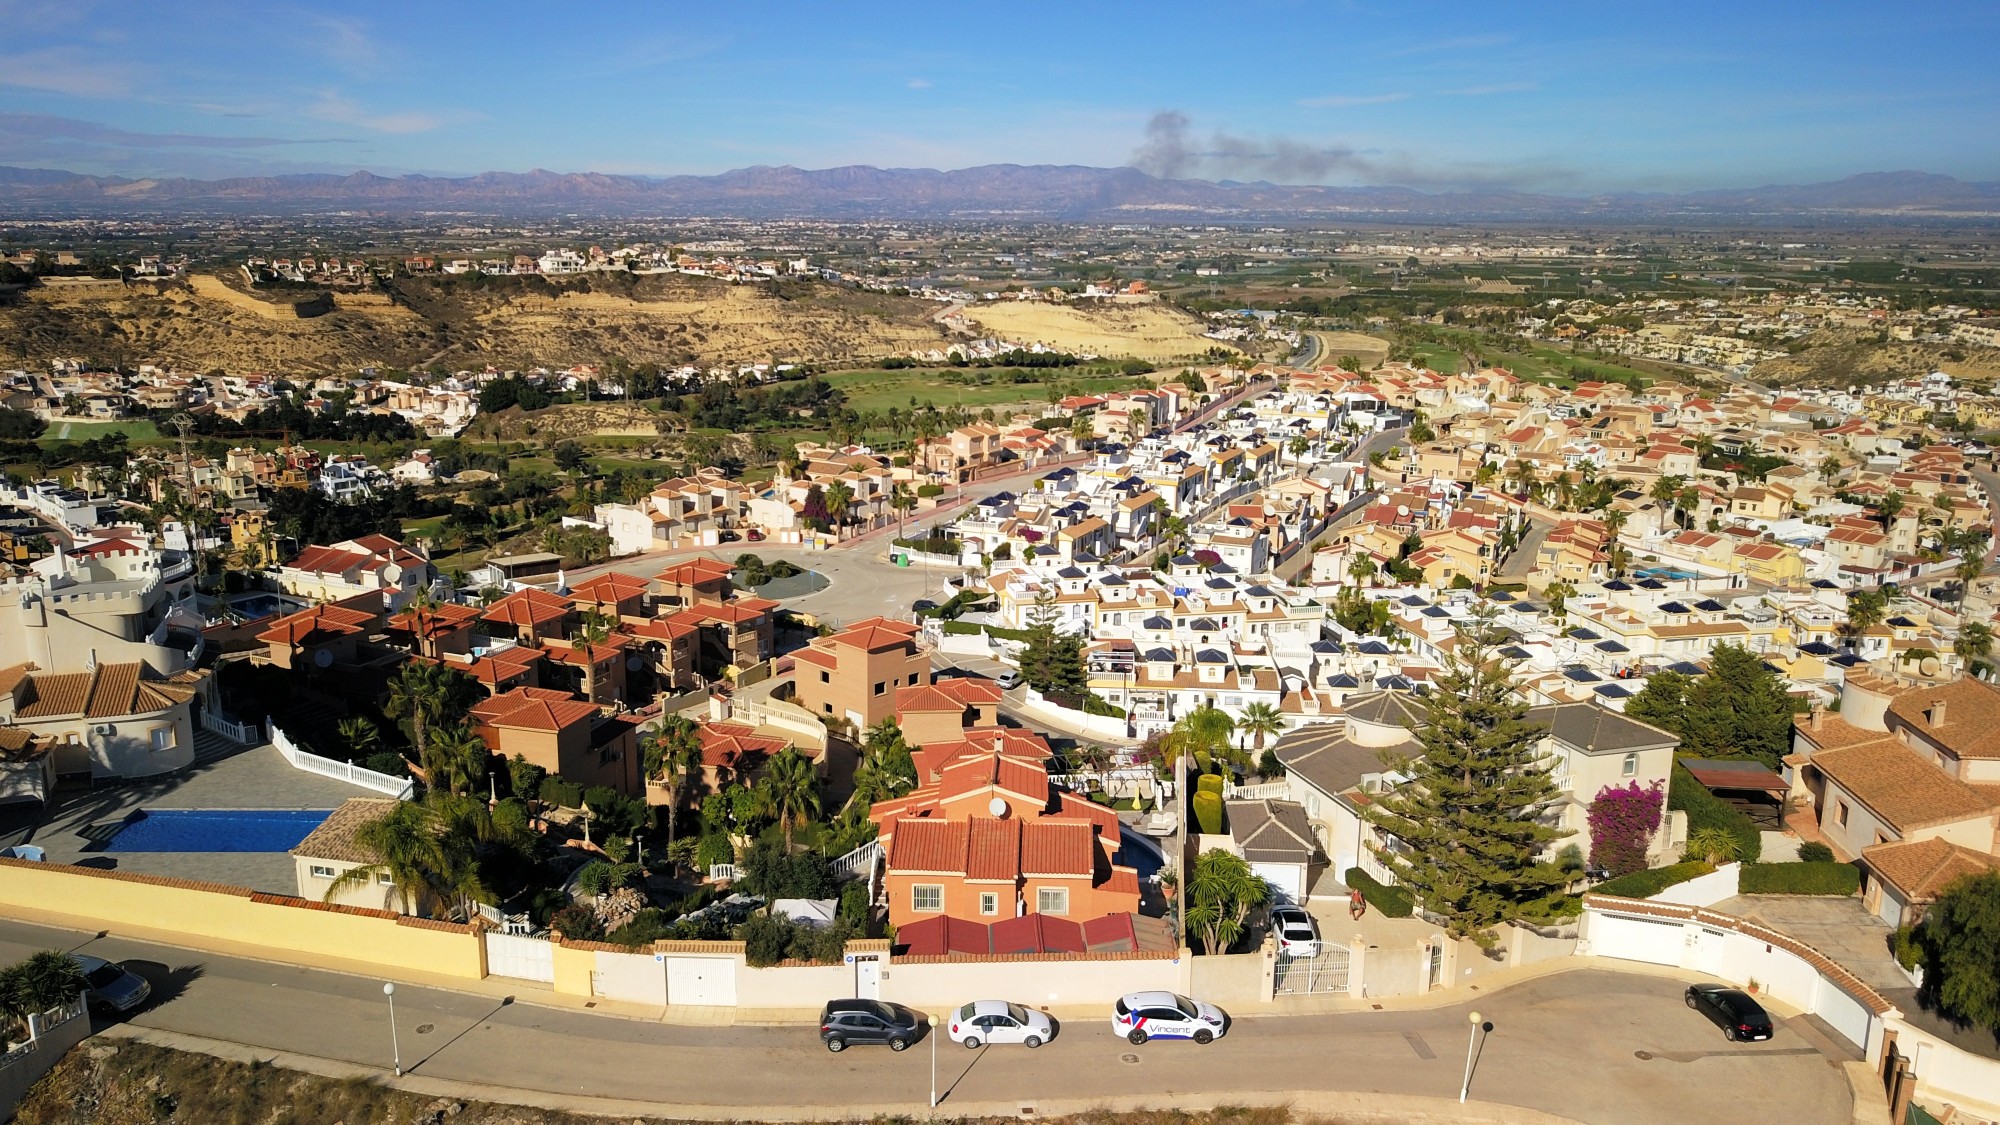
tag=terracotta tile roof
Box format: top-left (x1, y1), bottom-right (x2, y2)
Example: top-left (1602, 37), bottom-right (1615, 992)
top-left (0, 728), bottom-right (46, 762)
top-left (14, 663), bottom-right (196, 720)
top-left (694, 721), bottom-right (786, 768)
top-left (895, 683), bottom-right (964, 715)
top-left (654, 557), bottom-right (735, 583)
top-left (1020, 819), bottom-right (1095, 877)
top-left (291, 797), bottom-right (401, 864)
top-left (0, 663), bottom-right (35, 696)
top-left (286, 545), bottom-right (373, 575)
top-left (1861, 837), bottom-right (2000, 902)
top-left (475, 687), bottom-right (598, 732)
top-left (481, 588), bottom-right (572, 628)
top-left (990, 912), bottom-right (1085, 954)
top-left (887, 817), bottom-right (969, 874)
top-left (678, 600), bottom-right (769, 626)
top-left (965, 817), bottom-right (1021, 881)
top-left (1888, 678), bottom-right (2000, 760)
top-left (1811, 740), bottom-right (1999, 832)
top-left (1793, 713), bottom-right (1897, 753)
top-left (258, 605), bottom-right (367, 646)
top-left (827, 622), bottom-right (920, 653)
top-left (936, 753), bottom-right (1049, 806)
top-left (569, 572), bottom-right (650, 601)
top-left (626, 615), bottom-right (701, 642)
top-left (388, 602), bottom-right (480, 638)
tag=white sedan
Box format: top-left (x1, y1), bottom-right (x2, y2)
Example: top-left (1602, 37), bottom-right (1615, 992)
top-left (1111, 991), bottom-right (1229, 1044)
top-left (947, 999), bottom-right (1056, 1048)
top-left (1270, 905), bottom-right (1321, 958)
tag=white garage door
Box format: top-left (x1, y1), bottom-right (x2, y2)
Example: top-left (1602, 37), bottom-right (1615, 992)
top-left (1251, 862), bottom-right (1303, 903)
top-left (485, 932), bottom-right (555, 983)
top-left (666, 956), bottom-right (737, 1006)
top-left (1591, 914), bottom-right (1687, 967)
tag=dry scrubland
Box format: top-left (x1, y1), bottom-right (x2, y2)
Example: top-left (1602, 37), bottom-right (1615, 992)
top-left (18, 1038), bottom-right (1387, 1125)
top-left (0, 273), bottom-right (952, 374)
top-left (1751, 329), bottom-right (2000, 386)
top-left (964, 301), bottom-right (1224, 361)
top-left (1308, 331), bottom-right (1391, 367)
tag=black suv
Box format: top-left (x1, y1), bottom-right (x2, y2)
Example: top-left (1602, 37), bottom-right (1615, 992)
top-left (1685, 983), bottom-right (1774, 1042)
top-left (819, 999), bottom-right (924, 1052)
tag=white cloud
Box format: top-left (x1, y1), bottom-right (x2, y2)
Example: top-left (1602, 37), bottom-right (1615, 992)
top-left (309, 17), bottom-right (384, 75)
top-left (1297, 92), bottom-right (1408, 108)
top-left (306, 91), bottom-right (445, 134)
top-left (0, 46), bottom-right (133, 97)
top-left (906, 78), bottom-right (932, 89)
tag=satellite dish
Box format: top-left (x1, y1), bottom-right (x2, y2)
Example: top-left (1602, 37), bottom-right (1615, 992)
top-left (313, 648), bottom-right (333, 668)
top-left (1396, 505), bottom-right (1410, 517)
top-left (988, 797), bottom-right (1008, 818)
top-left (1920, 656), bottom-right (1941, 677)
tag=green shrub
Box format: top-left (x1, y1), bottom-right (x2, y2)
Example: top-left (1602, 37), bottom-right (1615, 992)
top-left (1668, 763), bottom-right (1761, 863)
top-left (1590, 860), bottom-right (1715, 899)
top-left (538, 776), bottom-right (584, 810)
top-left (916, 484), bottom-right (944, 498)
top-left (1345, 867), bottom-right (1414, 917)
top-left (938, 621), bottom-right (1034, 642)
top-left (694, 833), bottom-right (734, 871)
top-left (1738, 861), bottom-right (1860, 896)
top-left (1796, 841), bottom-right (1835, 864)
top-left (1892, 923), bottom-right (1922, 971)
top-left (1195, 774), bottom-right (1226, 797)
top-left (549, 903), bottom-right (604, 942)
top-left (1191, 790), bottom-right (1224, 835)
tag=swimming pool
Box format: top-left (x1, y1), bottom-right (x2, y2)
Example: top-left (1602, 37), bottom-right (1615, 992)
top-left (1635, 566), bottom-right (1698, 581)
top-left (1115, 825), bottom-right (1165, 880)
top-left (104, 809), bottom-right (332, 853)
top-left (228, 594), bottom-right (297, 620)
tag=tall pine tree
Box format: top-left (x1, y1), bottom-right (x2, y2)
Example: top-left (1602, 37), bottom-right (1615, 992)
top-left (1679, 644), bottom-right (1794, 767)
top-left (1363, 603), bottom-right (1572, 948)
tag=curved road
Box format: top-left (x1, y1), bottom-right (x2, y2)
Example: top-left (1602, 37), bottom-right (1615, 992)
top-left (0, 917), bottom-right (1849, 1124)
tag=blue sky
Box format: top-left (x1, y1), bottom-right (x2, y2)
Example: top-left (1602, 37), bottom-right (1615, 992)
top-left (1, 0), bottom-right (1996, 191)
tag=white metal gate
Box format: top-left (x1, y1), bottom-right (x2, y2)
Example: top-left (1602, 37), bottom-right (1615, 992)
top-left (1273, 943), bottom-right (1350, 995)
top-left (666, 956), bottom-right (737, 1006)
top-left (484, 931), bottom-right (555, 983)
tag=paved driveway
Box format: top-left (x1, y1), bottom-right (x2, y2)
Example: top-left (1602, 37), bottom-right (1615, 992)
top-left (1710, 894), bottom-right (1905, 995)
top-left (0, 916), bottom-right (1853, 1125)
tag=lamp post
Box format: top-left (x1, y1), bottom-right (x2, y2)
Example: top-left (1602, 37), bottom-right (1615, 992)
top-left (1459, 1010), bottom-right (1483, 1104)
top-left (383, 982), bottom-right (402, 1076)
top-left (928, 1013), bottom-right (941, 1107)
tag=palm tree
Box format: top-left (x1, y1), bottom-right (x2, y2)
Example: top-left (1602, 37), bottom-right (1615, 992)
top-left (1236, 702), bottom-right (1284, 752)
top-left (384, 662), bottom-right (454, 773)
top-left (758, 746), bottom-right (821, 849)
top-left (1674, 485), bottom-right (1701, 530)
top-left (1602, 508), bottom-right (1630, 539)
top-left (1164, 705), bottom-right (1238, 773)
top-left (823, 479), bottom-right (855, 529)
top-left (890, 483), bottom-right (915, 536)
top-left (338, 716), bottom-right (382, 761)
top-left (1508, 459), bottom-right (1537, 498)
top-left (1184, 849), bottom-right (1268, 954)
top-left (1879, 489), bottom-right (1905, 533)
top-left (645, 715), bottom-right (707, 850)
top-left (1546, 579), bottom-right (1577, 619)
top-left (846, 752), bottom-right (913, 813)
top-left (1348, 555), bottom-right (1377, 587)
top-left (328, 801), bottom-right (457, 916)
top-left (1956, 621), bottom-right (1993, 673)
top-left (424, 724), bottom-right (490, 797)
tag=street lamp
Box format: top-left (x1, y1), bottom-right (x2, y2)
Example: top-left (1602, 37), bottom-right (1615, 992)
top-left (1459, 1010), bottom-right (1483, 1104)
top-left (383, 982), bottom-right (402, 1076)
top-left (928, 1012), bottom-right (941, 1107)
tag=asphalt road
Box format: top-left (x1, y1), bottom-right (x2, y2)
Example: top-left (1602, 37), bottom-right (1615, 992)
top-left (1, 917), bottom-right (1850, 1124)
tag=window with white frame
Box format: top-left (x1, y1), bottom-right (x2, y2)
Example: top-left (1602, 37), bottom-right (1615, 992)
top-left (150, 727), bottom-right (176, 752)
top-left (912, 885), bottom-right (943, 912)
top-left (1622, 753), bottom-right (1638, 777)
top-left (310, 865), bottom-right (335, 879)
top-left (1036, 887), bottom-right (1069, 915)
top-left (979, 892), bottom-right (999, 916)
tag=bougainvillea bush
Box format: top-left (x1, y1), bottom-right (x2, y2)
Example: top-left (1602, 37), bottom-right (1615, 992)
top-left (1587, 779), bottom-right (1666, 877)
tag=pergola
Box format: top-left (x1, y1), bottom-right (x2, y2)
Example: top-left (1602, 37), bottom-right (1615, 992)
top-left (1681, 757), bottom-right (1791, 829)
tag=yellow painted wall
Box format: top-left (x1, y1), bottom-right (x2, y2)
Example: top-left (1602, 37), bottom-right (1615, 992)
top-left (0, 860), bottom-right (485, 981)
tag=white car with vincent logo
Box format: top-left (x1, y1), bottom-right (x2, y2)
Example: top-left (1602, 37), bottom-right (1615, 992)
top-left (1110, 991), bottom-right (1229, 1044)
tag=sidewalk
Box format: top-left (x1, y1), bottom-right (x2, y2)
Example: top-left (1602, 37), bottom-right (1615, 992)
top-left (98, 1023), bottom-right (1586, 1125)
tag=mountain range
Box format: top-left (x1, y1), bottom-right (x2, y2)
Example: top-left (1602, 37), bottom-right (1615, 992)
top-left (1, 164), bottom-right (1996, 222)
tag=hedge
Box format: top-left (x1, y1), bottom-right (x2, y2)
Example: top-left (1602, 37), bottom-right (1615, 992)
top-left (1191, 790), bottom-right (1224, 835)
top-left (1668, 762), bottom-right (1761, 863)
top-left (1345, 867), bottom-right (1414, 918)
top-left (1738, 861), bottom-right (1860, 896)
top-left (938, 621), bottom-right (1035, 642)
top-left (1590, 860), bottom-right (1714, 899)
top-left (1195, 774), bottom-right (1226, 797)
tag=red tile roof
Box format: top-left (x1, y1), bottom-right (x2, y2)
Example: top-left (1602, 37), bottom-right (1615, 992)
top-left (570, 572), bottom-right (651, 601)
top-left (965, 817), bottom-right (1021, 881)
top-left (694, 721), bottom-right (786, 769)
top-left (1020, 820), bottom-right (1096, 877)
top-left (475, 687), bottom-right (597, 732)
top-left (888, 817), bottom-right (969, 874)
top-left (655, 557), bottom-right (735, 583)
top-left (481, 588), bottom-right (572, 628)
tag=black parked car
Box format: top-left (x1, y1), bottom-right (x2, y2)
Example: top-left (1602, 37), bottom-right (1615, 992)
top-left (819, 999), bottom-right (924, 1052)
top-left (1685, 983), bottom-right (1773, 1042)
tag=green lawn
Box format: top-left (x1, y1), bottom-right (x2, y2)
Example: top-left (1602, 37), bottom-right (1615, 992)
top-left (41, 419), bottom-right (161, 443)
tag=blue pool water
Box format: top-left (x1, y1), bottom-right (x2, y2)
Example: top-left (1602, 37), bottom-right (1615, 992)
top-left (104, 809), bottom-right (332, 853)
top-left (1115, 825), bottom-right (1165, 880)
top-left (1635, 566), bottom-right (1698, 581)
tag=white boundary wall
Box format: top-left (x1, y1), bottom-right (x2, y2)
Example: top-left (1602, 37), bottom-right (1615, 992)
top-left (1580, 895), bottom-right (1888, 1061)
top-left (270, 724), bottom-right (415, 799)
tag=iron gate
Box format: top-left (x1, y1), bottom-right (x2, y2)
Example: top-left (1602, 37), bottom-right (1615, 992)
top-left (1273, 943), bottom-right (1350, 995)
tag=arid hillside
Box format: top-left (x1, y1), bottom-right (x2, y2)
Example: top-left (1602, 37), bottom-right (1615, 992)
top-left (0, 271), bottom-right (952, 374)
top-left (1751, 330), bottom-right (2000, 388)
top-left (963, 299), bottom-right (1224, 361)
